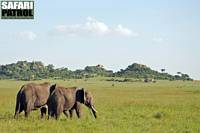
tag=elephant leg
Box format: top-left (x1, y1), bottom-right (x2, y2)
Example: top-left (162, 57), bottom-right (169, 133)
top-left (69, 109), bottom-right (74, 119)
top-left (63, 110), bottom-right (68, 118)
top-left (75, 103), bottom-right (82, 118)
top-left (14, 109), bottom-right (23, 119)
top-left (47, 110), bottom-right (50, 119)
top-left (56, 105), bottom-right (63, 120)
top-left (53, 112), bottom-right (56, 118)
top-left (24, 102), bottom-right (31, 118)
top-left (25, 110), bottom-right (30, 118)
top-left (14, 113), bottom-right (18, 119)
top-left (48, 110), bottom-right (54, 119)
top-left (14, 112), bottom-right (19, 119)
top-left (48, 110), bottom-right (52, 119)
top-left (40, 106), bottom-right (47, 118)
top-left (55, 113), bottom-right (60, 120)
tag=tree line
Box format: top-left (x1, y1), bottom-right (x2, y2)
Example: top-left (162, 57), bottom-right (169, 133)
top-left (0, 61), bottom-right (192, 81)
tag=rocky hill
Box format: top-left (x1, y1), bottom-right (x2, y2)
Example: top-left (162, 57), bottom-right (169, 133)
top-left (0, 61), bottom-right (192, 81)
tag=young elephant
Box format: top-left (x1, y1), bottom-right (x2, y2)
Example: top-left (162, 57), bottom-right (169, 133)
top-left (47, 85), bottom-right (97, 119)
top-left (14, 82), bottom-right (55, 119)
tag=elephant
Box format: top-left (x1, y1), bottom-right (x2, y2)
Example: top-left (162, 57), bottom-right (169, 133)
top-left (14, 82), bottom-right (55, 119)
top-left (47, 85), bottom-right (97, 119)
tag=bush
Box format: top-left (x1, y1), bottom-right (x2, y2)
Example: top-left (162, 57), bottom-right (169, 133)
top-left (153, 112), bottom-right (163, 119)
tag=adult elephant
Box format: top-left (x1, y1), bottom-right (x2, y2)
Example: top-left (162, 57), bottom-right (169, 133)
top-left (47, 85), bottom-right (97, 119)
top-left (14, 82), bottom-right (55, 119)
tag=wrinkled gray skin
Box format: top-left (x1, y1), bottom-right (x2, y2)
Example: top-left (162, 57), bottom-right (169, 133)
top-left (14, 82), bottom-right (52, 119)
top-left (47, 85), bottom-right (97, 119)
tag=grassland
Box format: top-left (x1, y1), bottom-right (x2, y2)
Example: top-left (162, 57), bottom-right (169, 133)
top-left (0, 78), bottom-right (200, 133)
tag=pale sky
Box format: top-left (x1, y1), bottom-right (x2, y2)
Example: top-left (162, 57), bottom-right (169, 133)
top-left (0, 0), bottom-right (200, 79)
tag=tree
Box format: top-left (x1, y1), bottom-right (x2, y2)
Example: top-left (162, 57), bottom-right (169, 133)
top-left (47, 64), bottom-right (54, 72)
top-left (161, 69), bottom-right (165, 73)
top-left (177, 72), bottom-right (182, 75)
top-left (0, 61), bottom-right (193, 81)
top-left (181, 73), bottom-right (191, 81)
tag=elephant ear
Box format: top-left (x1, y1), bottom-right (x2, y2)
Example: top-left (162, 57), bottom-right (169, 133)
top-left (76, 88), bottom-right (85, 104)
top-left (50, 84), bottom-right (56, 95)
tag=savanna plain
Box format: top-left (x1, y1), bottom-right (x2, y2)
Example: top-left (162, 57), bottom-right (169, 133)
top-left (0, 78), bottom-right (200, 133)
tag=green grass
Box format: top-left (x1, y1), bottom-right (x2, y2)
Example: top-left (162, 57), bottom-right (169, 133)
top-left (0, 79), bottom-right (200, 133)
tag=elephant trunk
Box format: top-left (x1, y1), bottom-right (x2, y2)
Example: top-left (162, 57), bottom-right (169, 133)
top-left (91, 105), bottom-right (97, 118)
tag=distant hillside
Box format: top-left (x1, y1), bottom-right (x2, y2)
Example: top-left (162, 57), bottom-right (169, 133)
top-left (115, 63), bottom-right (175, 80)
top-left (0, 61), bottom-right (192, 81)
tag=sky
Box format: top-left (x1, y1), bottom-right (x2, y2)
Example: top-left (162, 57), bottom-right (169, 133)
top-left (0, 0), bottom-right (200, 79)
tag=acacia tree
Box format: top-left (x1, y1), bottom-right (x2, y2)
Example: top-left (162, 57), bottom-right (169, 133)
top-left (177, 72), bottom-right (182, 75)
top-left (161, 69), bottom-right (165, 73)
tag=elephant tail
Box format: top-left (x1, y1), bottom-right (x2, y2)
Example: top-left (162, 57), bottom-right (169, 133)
top-left (14, 85), bottom-right (24, 119)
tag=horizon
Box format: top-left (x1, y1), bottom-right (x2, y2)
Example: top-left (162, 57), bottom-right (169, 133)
top-left (0, 60), bottom-right (196, 79)
top-left (0, 0), bottom-right (200, 79)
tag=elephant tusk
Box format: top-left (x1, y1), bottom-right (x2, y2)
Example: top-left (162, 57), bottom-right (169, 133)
top-left (91, 106), bottom-right (98, 113)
